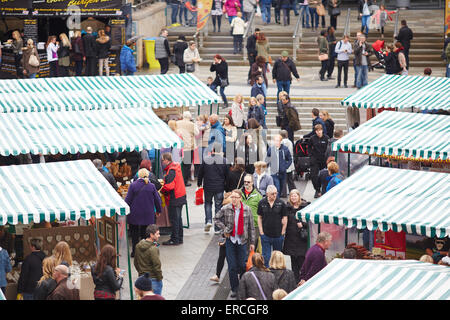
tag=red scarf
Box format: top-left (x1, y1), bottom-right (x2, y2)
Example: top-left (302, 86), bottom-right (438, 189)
top-left (231, 202), bottom-right (244, 237)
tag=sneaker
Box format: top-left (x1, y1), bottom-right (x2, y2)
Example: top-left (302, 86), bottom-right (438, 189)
top-left (230, 291), bottom-right (237, 298)
top-left (210, 275), bottom-right (220, 282)
top-left (204, 223), bottom-right (212, 232)
top-left (320, 78), bottom-right (328, 81)
top-left (314, 191), bottom-right (321, 198)
top-left (344, 84), bottom-right (348, 88)
top-left (335, 84), bottom-right (340, 88)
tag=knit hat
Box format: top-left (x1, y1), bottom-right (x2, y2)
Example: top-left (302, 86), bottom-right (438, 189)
top-left (281, 50), bottom-right (289, 57)
top-left (135, 273), bottom-right (153, 291)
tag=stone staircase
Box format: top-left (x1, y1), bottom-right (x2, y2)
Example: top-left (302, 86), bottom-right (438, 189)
top-left (189, 97), bottom-right (347, 143)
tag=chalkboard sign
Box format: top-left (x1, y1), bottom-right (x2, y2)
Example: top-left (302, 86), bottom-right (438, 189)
top-left (23, 19), bottom-right (38, 44)
top-left (0, 0), bottom-right (31, 16)
top-left (110, 18), bottom-right (125, 48)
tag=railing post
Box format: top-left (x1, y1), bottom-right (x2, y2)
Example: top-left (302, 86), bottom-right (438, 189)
top-left (292, 11), bottom-right (302, 62)
top-left (243, 9), bottom-right (256, 62)
top-left (344, 8), bottom-right (351, 36)
top-left (393, 10), bottom-right (400, 42)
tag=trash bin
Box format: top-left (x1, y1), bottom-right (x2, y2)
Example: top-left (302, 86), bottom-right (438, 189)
top-left (143, 37), bottom-right (160, 70)
top-left (396, 0), bottom-right (410, 8)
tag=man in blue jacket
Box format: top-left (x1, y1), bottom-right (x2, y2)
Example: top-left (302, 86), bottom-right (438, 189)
top-left (250, 75), bottom-right (266, 100)
top-left (208, 113), bottom-right (226, 156)
top-left (304, 108), bottom-right (327, 138)
top-left (120, 39), bottom-right (137, 76)
top-left (260, 0), bottom-right (273, 24)
top-left (265, 134), bottom-right (292, 196)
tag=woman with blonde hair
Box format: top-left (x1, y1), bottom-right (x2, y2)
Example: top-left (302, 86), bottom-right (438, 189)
top-left (53, 241), bottom-right (73, 266)
top-left (125, 168), bottom-right (162, 257)
top-left (96, 29), bottom-right (111, 76)
top-left (22, 38), bottom-right (40, 78)
top-left (58, 33), bottom-right (71, 76)
top-left (9, 30), bottom-right (23, 78)
top-left (230, 94), bottom-right (246, 130)
top-left (33, 256), bottom-right (58, 300)
top-left (319, 110), bottom-right (334, 139)
top-left (269, 250), bottom-right (297, 293)
top-left (272, 288), bottom-right (288, 300)
top-left (282, 189), bottom-right (310, 283)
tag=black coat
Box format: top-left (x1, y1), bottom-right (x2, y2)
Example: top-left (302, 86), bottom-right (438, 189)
top-left (173, 40), bottom-right (188, 67)
top-left (33, 278), bottom-right (57, 300)
top-left (384, 51), bottom-right (402, 74)
top-left (358, 0), bottom-right (372, 14)
top-left (17, 251), bottom-right (46, 294)
top-left (210, 61), bottom-right (229, 86)
top-left (272, 58), bottom-right (300, 82)
top-left (197, 154), bottom-right (228, 193)
top-left (324, 119), bottom-right (334, 139)
top-left (96, 37), bottom-right (111, 59)
top-left (57, 45), bottom-right (70, 59)
top-left (395, 26), bottom-right (413, 50)
top-left (91, 264), bottom-right (123, 295)
top-left (270, 268), bottom-right (297, 293)
top-left (308, 134), bottom-right (330, 163)
top-left (282, 201), bottom-right (309, 257)
top-left (246, 34), bottom-right (258, 56)
top-left (117, 151), bottom-right (142, 178)
top-left (225, 169), bottom-right (245, 192)
top-left (83, 33), bottom-right (97, 58)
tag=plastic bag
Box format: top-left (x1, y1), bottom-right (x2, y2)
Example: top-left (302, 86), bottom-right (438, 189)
top-left (256, 5), bottom-right (261, 17)
top-left (195, 187), bottom-right (204, 205)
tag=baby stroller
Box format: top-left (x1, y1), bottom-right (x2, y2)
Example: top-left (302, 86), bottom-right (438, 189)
top-left (294, 137), bottom-right (311, 181)
top-left (369, 39), bottom-right (386, 71)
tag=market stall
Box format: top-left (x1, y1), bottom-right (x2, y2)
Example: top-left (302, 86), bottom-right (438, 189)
top-left (0, 0), bottom-right (129, 78)
top-left (297, 165), bottom-right (450, 259)
top-left (332, 111), bottom-right (450, 174)
top-left (0, 159), bottom-right (131, 300)
top-left (284, 259), bottom-right (450, 300)
top-left (0, 73), bottom-right (220, 112)
top-left (340, 74), bottom-right (450, 123)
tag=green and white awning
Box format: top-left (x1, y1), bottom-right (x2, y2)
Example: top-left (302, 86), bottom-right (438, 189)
top-left (284, 259), bottom-right (450, 300)
top-left (332, 111), bottom-right (450, 161)
top-left (0, 108), bottom-right (183, 156)
top-left (0, 160), bottom-right (129, 225)
top-left (0, 73), bottom-right (220, 112)
top-left (297, 165), bottom-right (450, 238)
top-left (341, 75), bottom-right (450, 111)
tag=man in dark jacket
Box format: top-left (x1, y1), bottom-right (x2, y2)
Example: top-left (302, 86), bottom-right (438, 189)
top-left (47, 265), bottom-right (80, 300)
top-left (265, 134), bottom-right (292, 195)
top-left (197, 144), bottom-right (228, 233)
top-left (279, 94), bottom-right (300, 143)
top-left (172, 35), bottom-right (188, 73)
top-left (161, 153), bottom-right (187, 245)
top-left (353, 34), bottom-right (373, 89)
top-left (246, 28), bottom-right (260, 83)
top-left (93, 159), bottom-right (118, 191)
top-left (250, 75), bottom-right (266, 100)
top-left (304, 108), bottom-right (327, 138)
top-left (17, 239), bottom-right (45, 300)
top-left (308, 124), bottom-right (330, 198)
top-left (272, 50), bottom-right (300, 101)
top-left (82, 26), bottom-right (97, 76)
top-left (395, 20), bottom-right (413, 69)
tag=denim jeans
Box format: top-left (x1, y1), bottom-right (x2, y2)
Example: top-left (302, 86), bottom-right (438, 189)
top-left (309, 7), bottom-right (318, 28)
top-left (22, 293), bottom-right (34, 300)
top-left (75, 60), bottom-right (83, 76)
top-left (446, 63), bottom-right (450, 78)
top-left (179, 5), bottom-right (188, 24)
top-left (210, 83), bottom-right (228, 106)
top-left (356, 65), bottom-right (368, 88)
top-left (300, 5), bottom-right (310, 27)
top-left (260, 234), bottom-right (284, 267)
top-left (261, 3), bottom-right (272, 23)
top-left (276, 80), bottom-right (291, 102)
top-left (168, 205), bottom-right (184, 244)
top-left (204, 191), bottom-right (224, 226)
top-left (170, 3), bottom-right (179, 24)
top-left (225, 238), bottom-right (248, 292)
top-left (233, 34), bottom-right (243, 53)
top-left (292, 0), bottom-right (298, 14)
top-left (29, 73), bottom-right (37, 79)
top-left (271, 171), bottom-right (286, 195)
top-left (151, 279), bottom-right (163, 295)
top-left (361, 15), bottom-right (370, 35)
top-left (228, 15), bottom-right (236, 24)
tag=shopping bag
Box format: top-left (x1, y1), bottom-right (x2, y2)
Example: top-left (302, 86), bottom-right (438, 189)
top-left (256, 5), bottom-right (261, 16)
top-left (246, 248), bottom-right (255, 271)
top-left (317, 4), bottom-right (326, 16)
top-left (195, 187), bottom-right (204, 205)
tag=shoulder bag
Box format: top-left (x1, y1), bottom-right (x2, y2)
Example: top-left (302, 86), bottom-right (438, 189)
top-left (186, 63), bottom-right (195, 73)
top-left (331, 7), bottom-right (341, 16)
top-left (250, 272), bottom-right (267, 300)
top-left (317, 4), bottom-right (326, 16)
top-left (29, 51), bottom-right (40, 67)
top-left (219, 77), bottom-right (229, 87)
top-left (318, 53), bottom-right (329, 61)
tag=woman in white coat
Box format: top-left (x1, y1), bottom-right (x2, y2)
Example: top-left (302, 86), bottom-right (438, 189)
top-left (183, 41), bottom-right (202, 76)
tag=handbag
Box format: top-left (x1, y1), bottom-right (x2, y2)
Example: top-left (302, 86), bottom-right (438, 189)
top-left (318, 53), bottom-right (329, 61)
top-left (316, 4), bottom-right (326, 16)
top-left (299, 227), bottom-right (308, 240)
top-left (275, 115), bottom-right (283, 127)
top-left (186, 63), bottom-right (195, 73)
top-left (195, 187), bottom-right (204, 205)
top-left (59, 55), bottom-right (70, 67)
top-left (219, 77), bottom-right (229, 87)
top-left (331, 7), bottom-right (341, 16)
top-left (28, 53), bottom-right (40, 67)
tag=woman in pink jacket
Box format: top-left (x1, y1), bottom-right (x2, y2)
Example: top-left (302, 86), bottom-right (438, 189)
top-left (224, 0), bottom-right (241, 25)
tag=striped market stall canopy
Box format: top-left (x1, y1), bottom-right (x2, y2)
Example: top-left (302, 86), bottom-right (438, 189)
top-left (284, 259), bottom-right (450, 300)
top-left (0, 73), bottom-right (220, 112)
top-left (0, 107), bottom-right (183, 156)
top-left (332, 111), bottom-right (450, 161)
top-left (297, 165), bottom-right (450, 238)
top-left (0, 160), bottom-right (129, 225)
top-left (341, 75), bottom-right (450, 111)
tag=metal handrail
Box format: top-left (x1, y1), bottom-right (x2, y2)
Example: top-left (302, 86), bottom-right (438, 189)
top-left (393, 10), bottom-right (400, 41)
top-left (243, 9), bottom-right (256, 61)
top-left (343, 8), bottom-right (351, 36)
top-left (292, 12), bottom-right (302, 61)
top-left (132, 0), bottom-right (156, 11)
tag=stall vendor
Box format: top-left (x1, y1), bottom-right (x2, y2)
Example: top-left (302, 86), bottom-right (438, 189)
top-left (425, 237), bottom-right (449, 264)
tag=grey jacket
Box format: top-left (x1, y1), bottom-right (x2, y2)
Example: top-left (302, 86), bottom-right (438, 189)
top-left (155, 36), bottom-right (169, 59)
top-left (238, 267), bottom-right (277, 300)
top-left (214, 202), bottom-right (255, 246)
top-left (253, 172), bottom-right (274, 196)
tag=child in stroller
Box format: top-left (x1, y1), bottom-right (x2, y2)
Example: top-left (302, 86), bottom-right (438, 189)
top-left (293, 137), bottom-right (311, 180)
top-left (369, 39), bottom-right (386, 71)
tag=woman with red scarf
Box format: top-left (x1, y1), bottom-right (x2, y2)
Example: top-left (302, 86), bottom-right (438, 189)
top-left (214, 189), bottom-right (255, 298)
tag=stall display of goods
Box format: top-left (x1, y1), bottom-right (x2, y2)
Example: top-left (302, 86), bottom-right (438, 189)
top-left (108, 161), bottom-right (132, 184)
top-left (336, 243), bottom-right (405, 260)
top-left (117, 183), bottom-right (130, 199)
